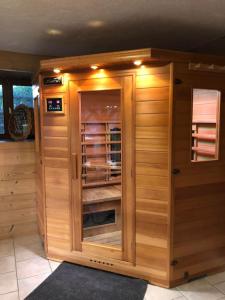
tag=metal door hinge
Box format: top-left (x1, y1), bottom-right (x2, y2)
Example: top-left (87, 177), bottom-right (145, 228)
top-left (171, 260), bottom-right (178, 266)
top-left (174, 78), bottom-right (183, 85)
top-left (172, 168), bottom-right (180, 175)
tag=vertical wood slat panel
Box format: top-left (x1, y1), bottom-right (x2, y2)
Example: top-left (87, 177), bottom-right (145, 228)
top-left (135, 65), bottom-right (171, 280)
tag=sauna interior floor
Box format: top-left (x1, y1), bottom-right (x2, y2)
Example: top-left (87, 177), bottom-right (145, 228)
top-left (1, 234), bottom-right (225, 299)
top-left (84, 230), bottom-right (121, 246)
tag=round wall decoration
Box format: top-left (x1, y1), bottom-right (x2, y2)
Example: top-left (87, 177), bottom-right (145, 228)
top-left (8, 104), bottom-right (33, 141)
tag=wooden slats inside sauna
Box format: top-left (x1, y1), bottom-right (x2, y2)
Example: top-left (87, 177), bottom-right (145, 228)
top-left (81, 121), bottom-right (121, 188)
top-left (191, 89), bottom-right (220, 161)
top-left (80, 90), bottom-right (122, 247)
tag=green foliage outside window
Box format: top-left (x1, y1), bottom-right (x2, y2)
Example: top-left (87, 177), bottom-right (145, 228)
top-left (13, 85), bottom-right (33, 108)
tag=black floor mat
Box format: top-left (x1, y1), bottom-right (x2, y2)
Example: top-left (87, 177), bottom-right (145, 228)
top-left (25, 262), bottom-right (147, 300)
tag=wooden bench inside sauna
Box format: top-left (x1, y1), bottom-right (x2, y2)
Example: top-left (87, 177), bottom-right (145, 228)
top-left (37, 48), bottom-right (225, 288)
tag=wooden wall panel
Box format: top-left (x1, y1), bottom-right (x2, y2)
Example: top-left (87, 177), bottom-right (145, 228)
top-left (135, 64), bottom-right (171, 283)
top-left (171, 62), bottom-right (225, 285)
top-left (0, 50), bottom-right (48, 72)
top-left (0, 141), bottom-right (37, 239)
top-left (41, 81), bottom-right (71, 252)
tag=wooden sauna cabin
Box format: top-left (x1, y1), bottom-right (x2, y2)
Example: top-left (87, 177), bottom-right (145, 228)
top-left (36, 48), bottom-right (225, 288)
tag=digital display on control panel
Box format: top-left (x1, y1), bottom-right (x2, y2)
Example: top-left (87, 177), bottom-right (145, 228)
top-left (43, 76), bottom-right (63, 85)
top-left (46, 98), bottom-right (64, 113)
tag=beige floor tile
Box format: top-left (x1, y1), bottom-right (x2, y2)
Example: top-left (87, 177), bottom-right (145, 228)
top-left (0, 272), bottom-right (17, 295)
top-left (14, 234), bottom-right (42, 247)
top-left (0, 291), bottom-right (19, 300)
top-left (177, 279), bottom-right (224, 300)
top-left (214, 281), bottom-right (225, 294)
top-left (206, 272), bottom-right (225, 285)
top-left (144, 284), bottom-right (182, 300)
top-left (15, 242), bottom-right (45, 262)
top-left (0, 240), bottom-right (14, 258)
top-left (0, 257), bottom-right (15, 274)
top-left (48, 260), bottom-right (61, 272)
top-left (18, 272), bottom-right (50, 300)
top-left (16, 256), bottom-right (51, 279)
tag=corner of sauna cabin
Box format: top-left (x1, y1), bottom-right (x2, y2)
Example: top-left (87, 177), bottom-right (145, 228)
top-left (135, 62), bottom-right (173, 287)
top-left (169, 60), bottom-right (225, 287)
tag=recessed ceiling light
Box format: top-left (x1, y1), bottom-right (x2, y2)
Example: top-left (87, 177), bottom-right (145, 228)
top-left (134, 60), bottom-right (142, 66)
top-left (91, 65), bottom-right (98, 70)
top-left (47, 29), bottom-right (63, 36)
top-left (88, 20), bottom-right (104, 28)
top-left (53, 68), bottom-right (61, 74)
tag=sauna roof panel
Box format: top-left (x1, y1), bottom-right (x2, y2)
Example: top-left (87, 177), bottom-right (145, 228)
top-left (40, 48), bottom-right (225, 72)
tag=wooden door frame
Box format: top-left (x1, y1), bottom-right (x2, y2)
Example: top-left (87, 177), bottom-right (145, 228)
top-left (69, 72), bottom-right (135, 263)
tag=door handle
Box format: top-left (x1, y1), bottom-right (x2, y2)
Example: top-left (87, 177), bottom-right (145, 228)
top-left (72, 153), bottom-right (78, 180)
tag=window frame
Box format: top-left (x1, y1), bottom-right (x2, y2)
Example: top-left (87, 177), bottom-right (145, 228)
top-left (0, 78), bottom-right (32, 139)
top-left (190, 88), bottom-right (221, 163)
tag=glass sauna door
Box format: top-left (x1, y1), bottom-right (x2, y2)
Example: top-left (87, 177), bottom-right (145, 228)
top-left (70, 75), bottom-right (134, 262)
top-left (80, 90), bottom-right (122, 249)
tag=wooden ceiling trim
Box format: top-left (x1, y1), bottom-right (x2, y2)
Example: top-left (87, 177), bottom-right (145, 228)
top-left (40, 48), bottom-right (152, 72)
top-left (40, 48), bottom-right (225, 73)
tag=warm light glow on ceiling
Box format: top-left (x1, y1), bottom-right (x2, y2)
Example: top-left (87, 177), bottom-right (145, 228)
top-left (91, 65), bottom-right (98, 70)
top-left (47, 29), bottom-right (63, 36)
top-left (133, 60), bottom-right (142, 66)
top-left (53, 68), bottom-right (61, 74)
top-left (88, 20), bottom-right (104, 28)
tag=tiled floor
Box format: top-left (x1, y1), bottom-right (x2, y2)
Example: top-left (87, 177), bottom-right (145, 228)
top-left (1, 235), bottom-right (225, 300)
top-left (0, 234), bottom-right (60, 300)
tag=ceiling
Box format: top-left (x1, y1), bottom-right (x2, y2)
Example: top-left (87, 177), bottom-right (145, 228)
top-left (0, 0), bottom-right (225, 57)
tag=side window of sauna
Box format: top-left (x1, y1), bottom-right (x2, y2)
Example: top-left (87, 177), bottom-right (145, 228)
top-left (191, 89), bottom-right (221, 162)
top-left (80, 90), bottom-right (122, 248)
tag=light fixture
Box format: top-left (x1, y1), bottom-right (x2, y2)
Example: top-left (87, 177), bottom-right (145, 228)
top-left (133, 60), bottom-right (142, 66)
top-left (88, 20), bottom-right (104, 28)
top-left (91, 65), bottom-right (98, 70)
top-left (47, 29), bottom-right (63, 36)
top-left (53, 68), bottom-right (61, 74)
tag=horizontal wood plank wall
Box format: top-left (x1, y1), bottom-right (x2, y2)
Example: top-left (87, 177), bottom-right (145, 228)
top-left (135, 64), bottom-right (171, 285)
top-left (0, 141), bottom-right (37, 239)
top-left (41, 83), bottom-right (71, 254)
top-left (171, 62), bottom-right (225, 285)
